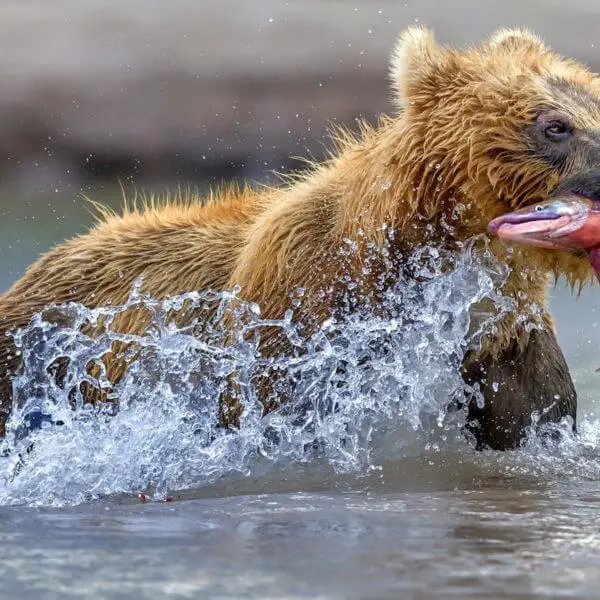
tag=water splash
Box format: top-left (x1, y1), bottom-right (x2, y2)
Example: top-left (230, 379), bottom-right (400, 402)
top-left (0, 237), bottom-right (573, 507)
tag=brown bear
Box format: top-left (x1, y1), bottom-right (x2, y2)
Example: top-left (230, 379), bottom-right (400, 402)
top-left (0, 27), bottom-right (597, 449)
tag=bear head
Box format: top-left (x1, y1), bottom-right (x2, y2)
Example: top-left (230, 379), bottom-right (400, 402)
top-left (389, 26), bottom-right (600, 285)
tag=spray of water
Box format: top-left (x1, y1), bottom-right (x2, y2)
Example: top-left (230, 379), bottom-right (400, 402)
top-left (0, 237), bottom-right (589, 507)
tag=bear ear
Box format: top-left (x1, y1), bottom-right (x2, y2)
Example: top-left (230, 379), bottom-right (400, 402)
top-left (390, 27), bottom-right (449, 108)
top-left (487, 28), bottom-right (546, 52)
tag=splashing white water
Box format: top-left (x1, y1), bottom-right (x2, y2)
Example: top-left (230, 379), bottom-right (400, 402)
top-left (0, 237), bottom-right (583, 507)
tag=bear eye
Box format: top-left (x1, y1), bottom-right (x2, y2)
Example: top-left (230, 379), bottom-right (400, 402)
top-left (544, 120), bottom-right (571, 141)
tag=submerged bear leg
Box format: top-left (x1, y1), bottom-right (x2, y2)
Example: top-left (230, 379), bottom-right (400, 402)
top-left (461, 327), bottom-right (577, 451)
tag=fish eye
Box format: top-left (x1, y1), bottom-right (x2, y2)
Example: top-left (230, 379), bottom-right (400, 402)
top-left (535, 205), bottom-right (545, 212)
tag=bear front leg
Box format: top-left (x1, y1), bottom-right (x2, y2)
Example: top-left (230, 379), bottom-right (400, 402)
top-left (461, 327), bottom-right (577, 450)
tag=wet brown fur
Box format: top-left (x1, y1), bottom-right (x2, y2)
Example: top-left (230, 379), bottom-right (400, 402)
top-left (0, 27), bottom-right (598, 447)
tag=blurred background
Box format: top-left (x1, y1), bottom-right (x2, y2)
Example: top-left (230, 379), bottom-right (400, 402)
top-left (0, 0), bottom-right (599, 407)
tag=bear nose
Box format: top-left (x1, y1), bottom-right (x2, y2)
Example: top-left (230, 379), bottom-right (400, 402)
top-left (553, 168), bottom-right (600, 202)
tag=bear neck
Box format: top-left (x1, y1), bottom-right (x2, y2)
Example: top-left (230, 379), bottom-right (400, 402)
top-left (331, 116), bottom-right (492, 247)
top-left (316, 116), bottom-right (557, 355)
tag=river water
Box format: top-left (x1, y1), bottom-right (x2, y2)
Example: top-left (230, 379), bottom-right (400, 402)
top-left (0, 185), bottom-right (599, 599)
